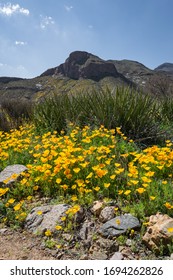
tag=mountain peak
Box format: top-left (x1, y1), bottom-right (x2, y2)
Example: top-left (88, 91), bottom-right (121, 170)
top-left (154, 63), bottom-right (173, 74)
top-left (41, 50), bottom-right (119, 81)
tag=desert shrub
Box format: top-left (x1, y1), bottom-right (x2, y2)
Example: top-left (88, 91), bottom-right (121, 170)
top-left (0, 99), bottom-right (32, 131)
top-left (0, 106), bottom-right (13, 131)
top-left (32, 87), bottom-right (167, 145)
top-left (32, 93), bottom-right (70, 133)
top-left (161, 95), bottom-right (173, 123)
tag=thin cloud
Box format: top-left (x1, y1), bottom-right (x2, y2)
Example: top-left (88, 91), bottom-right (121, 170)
top-left (0, 3), bottom-right (29, 16)
top-left (64, 5), bottom-right (73, 12)
top-left (15, 41), bottom-right (27, 46)
top-left (40, 15), bottom-right (55, 30)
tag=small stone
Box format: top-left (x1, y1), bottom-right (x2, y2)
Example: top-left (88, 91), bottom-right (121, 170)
top-left (51, 250), bottom-right (59, 257)
top-left (62, 233), bottom-right (72, 242)
top-left (90, 251), bottom-right (107, 260)
top-left (121, 248), bottom-right (135, 260)
top-left (21, 255), bottom-right (28, 260)
top-left (74, 206), bottom-right (85, 223)
top-left (0, 228), bottom-right (8, 235)
top-left (79, 254), bottom-right (88, 260)
top-left (90, 201), bottom-right (104, 216)
top-left (79, 220), bottom-right (95, 240)
top-left (95, 237), bottom-right (119, 253)
top-left (126, 239), bottom-right (133, 246)
top-left (110, 252), bottom-right (123, 260)
top-left (99, 206), bottom-right (115, 222)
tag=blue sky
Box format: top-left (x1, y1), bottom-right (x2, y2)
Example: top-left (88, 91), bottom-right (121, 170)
top-left (0, 0), bottom-right (173, 78)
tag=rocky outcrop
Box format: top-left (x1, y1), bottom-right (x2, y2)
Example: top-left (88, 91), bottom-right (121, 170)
top-left (142, 213), bottom-right (173, 253)
top-left (41, 51), bottom-right (124, 82)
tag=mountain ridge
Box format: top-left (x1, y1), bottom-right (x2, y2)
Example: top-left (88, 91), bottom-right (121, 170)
top-left (0, 51), bottom-right (173, 103)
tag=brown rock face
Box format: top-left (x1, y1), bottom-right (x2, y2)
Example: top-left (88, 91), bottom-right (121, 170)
top-left (57, 51), bottom-right (119, 81)
top-left (42, 51), bottom-right (119, 81)
top-left (142, 213), bottom-right (173, 253)
top-left (80, 60), bottom-right (118, 81)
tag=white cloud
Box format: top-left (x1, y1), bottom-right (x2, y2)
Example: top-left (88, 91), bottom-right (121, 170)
top-left (64, 5), bottom-right (73, 12)
top-left (40, 15), bottom-right (55, 30)
top-left (15, 41), bottom-right (27, 46)
top-left (0, 3), bottom-right (29, 16)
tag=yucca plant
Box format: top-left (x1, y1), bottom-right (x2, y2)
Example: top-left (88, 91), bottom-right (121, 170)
top-left (32, 94), bottom-right (68, 133)
top-left (111, 87), bottom-right (161, 143)
top-left (161, 95), bottom-right (173, 123)
top-left (31, 87), bottom-right (166, 145)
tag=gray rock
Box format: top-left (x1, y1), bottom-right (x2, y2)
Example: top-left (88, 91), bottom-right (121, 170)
top-left (0, 164), bottom-right (27, 185)
top-left (121, 248), bottom-right (136, 260)
top-left (110, 252), bottom-right (124, 260)
top-left (99, 214), bottom-right (140, 237)
top-left (0, 228), bottom-right (8, 234)
top-left (95, 237), bottom-right (119, 253)
top-left (90, 251), bottom-right (107, 260)
top-left (79, 220), bottom-right (95, 240)
top-left (126, 239), bottom-right (133, 246)
top-left (74, 206), bottom-right (85, 223)
top-left (25, 204), bottom-right (70, 235)
top-left (79, 254), bottom-right (89, 260)
top-left (62, 233), bottom-right (72, 242)
top-left (99, 206), bottom-right (115, 222)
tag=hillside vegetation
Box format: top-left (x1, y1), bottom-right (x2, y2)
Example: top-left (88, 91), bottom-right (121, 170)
top-left (1, 51), bottom-right (173, 257)
top-left (0, 87), bottom-right (173, 226)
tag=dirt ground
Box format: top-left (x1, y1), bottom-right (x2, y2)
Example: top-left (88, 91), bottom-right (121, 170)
top-left (0, 229), bottom-right (56, 260)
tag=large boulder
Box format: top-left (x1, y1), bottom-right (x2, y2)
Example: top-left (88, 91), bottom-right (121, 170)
top-left (25, 204), bottom-right (70, 235)
top-left (0, 164), bottom-right (27, 186)
top-left (142, 213), bottom-right (173, 253)
top-left (99, 214), bottom-right (140, 238)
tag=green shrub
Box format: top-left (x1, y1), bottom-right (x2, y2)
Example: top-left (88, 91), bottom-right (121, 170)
top-left (161, 95), bottom-right (173, 122)
top-left (0, 99), bottom-right (32, 131)
top-left (31, 87), bottom-right (168, 145)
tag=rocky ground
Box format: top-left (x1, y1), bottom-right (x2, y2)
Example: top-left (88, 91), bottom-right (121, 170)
top-left (1, 165), bottom-right (173, 260)
top-left (0, 205), bottom-right (173, 261)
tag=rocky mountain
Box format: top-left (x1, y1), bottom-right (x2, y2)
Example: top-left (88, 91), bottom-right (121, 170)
top-left (0, 51), bottom-right (173, 104)
top-left (154, 63), bottom-right (173, 75)
top-left (110, 59), bottom-right (153, 87)
top-left (41, 51), bottom-right (132, 84)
